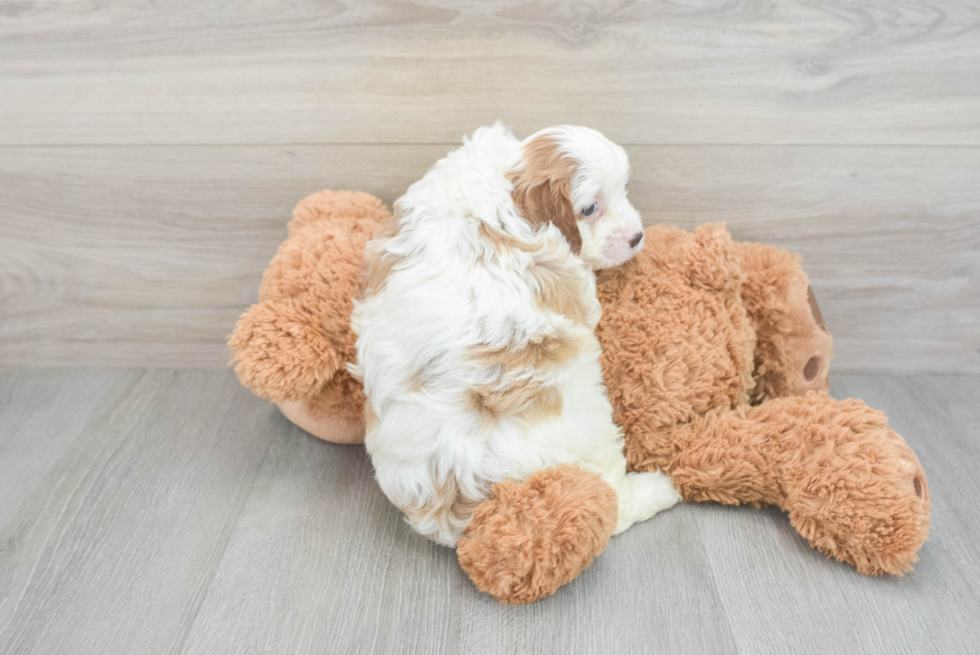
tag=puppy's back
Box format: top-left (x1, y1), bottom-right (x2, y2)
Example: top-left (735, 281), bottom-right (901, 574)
top-left (352, 124), bottom-right (605, 546)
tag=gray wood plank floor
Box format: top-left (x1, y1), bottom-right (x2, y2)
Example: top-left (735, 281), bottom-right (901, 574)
top-left (1, 368), bottom-right (977, 654)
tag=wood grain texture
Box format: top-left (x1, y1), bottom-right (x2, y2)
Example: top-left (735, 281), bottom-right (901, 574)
top-left (180, 426), bottom-right (738, 655)
top-left (1, 1), bottom-right (979, 146)
top-left (0, 368), bottom-right (143, 527)
top-left (1, 368), bottom-right (978, 654)
top-left (0, 368), bottom-right (279, 655)
top-left (1, 144), bottom-right (977, 372)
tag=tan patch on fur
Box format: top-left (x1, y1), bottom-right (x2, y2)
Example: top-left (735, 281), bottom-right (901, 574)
top-left (466, 328), bottom-right (585, 427)
top-left (406, 369), bottom-right (426, 393)
top-left (508, 134), bottom-right (582, 254)
top-left (529, 253), bottom-right (591, 325)
top-left (478, 222), bottom-right (591, 326)
top-left (469, 379), bottom-right (562, 425)
top-left (404, 354), bottom-right (446, 393)
top-left (457, 464), bottom-right (618, 604)
top-left (398, 470), bottom-right (482, 534)
top-left (469, 331), bottom-right (585, 372)
top-left (517, 386), bottom-right (564, 425)
top-left (478, 223), bottom-right (533, 255)
top-left (361, 210), bottom-right (403, 299)
top-left (364, 401), bottom-right (379, 433)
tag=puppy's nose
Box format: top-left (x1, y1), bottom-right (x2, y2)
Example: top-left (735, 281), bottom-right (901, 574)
top-left (629, 231), bottom-right (644, 249)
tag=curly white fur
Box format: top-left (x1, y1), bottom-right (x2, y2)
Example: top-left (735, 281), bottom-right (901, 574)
top-left (351, 123), bottom-right (680, 547)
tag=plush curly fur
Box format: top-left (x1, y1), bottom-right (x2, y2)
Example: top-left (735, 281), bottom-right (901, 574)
top-left (229, 189), bottom-right (930, 604)
top-left (596, 224), bottom-right (928, 577)
top-left (228, 190), bottom-right (386, 441)
top-left (457, 465), bottom-right (618, 604)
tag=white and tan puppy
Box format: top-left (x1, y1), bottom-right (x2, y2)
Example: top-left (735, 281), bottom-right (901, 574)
top-left (351, 123), bottom-right (680, 547)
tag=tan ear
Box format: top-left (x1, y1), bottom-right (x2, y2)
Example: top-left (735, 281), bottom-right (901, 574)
top-left (509, 135), bottom-right (582, 254)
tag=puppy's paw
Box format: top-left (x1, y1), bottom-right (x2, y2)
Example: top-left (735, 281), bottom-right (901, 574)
top-left (616, 470), bottom-right (681, 532)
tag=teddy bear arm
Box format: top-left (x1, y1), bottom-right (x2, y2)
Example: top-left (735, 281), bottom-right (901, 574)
top-left (228, 297), bottom-right (348, 402)
top-left (229, 194), bottom-right (378, 405)
top-left (456, 464), bottom-right (618, 604)
top-left (733, 241), bottom-right (833, 403)
top-left (627, 411), bottom-right (785, 508)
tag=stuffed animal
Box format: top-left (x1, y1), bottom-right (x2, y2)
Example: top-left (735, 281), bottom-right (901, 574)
top-left (229, 190), bottom-right (930, 604)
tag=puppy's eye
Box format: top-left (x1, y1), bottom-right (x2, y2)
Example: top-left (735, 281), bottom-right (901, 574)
top-left (582, 203), bottom-right (597, 217)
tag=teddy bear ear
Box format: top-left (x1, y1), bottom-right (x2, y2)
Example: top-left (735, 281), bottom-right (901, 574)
top-left (288, 190), bottom-right (391, 237)
top-left (227, 298), bottom-right (346, 403)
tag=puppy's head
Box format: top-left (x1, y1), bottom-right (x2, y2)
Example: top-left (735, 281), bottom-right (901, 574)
top-left (509, 126), bottom-right (643, 269)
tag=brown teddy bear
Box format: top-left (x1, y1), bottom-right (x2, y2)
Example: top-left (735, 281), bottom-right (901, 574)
top-left (229, 190), bottom-right (930, 604)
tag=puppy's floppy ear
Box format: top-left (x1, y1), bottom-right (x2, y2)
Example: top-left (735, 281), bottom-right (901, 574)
top-left (509, 135), bottom-right (582, 255)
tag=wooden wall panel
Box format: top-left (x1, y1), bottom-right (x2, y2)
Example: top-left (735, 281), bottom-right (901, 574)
top-left (2, 144), bottom-right (976, 372)
top-left (0, 1), bottom-right (978, 146)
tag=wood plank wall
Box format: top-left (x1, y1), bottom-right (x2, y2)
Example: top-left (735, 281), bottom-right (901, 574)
top-left (1, 1), bottom-right (978, 372)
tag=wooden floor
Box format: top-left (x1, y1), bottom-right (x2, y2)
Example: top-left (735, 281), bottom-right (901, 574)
top-left (0, 367), bottom-right (976, 655)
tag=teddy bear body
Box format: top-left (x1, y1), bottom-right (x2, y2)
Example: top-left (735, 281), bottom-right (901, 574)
top-left (593, 224), bottom-right (929, 578)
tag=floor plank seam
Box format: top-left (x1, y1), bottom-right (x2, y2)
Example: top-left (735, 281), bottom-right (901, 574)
top-left (169, 420), bottom-right (279, 655)
top-left (690, 510), bottom-right (743, 655)
top-left (0, 369), bottom-right (150, 649)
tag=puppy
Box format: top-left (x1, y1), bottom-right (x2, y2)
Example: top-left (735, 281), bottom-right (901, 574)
top-left (351, 123), bottom-right (680, 547)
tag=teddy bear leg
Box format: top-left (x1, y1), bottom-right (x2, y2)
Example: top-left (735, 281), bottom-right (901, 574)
top-left (770, 394), bottom-right (931, 575)
top-left (456, 465), bottom-right (619, 604)
top-left (641, 393), bottom-right (930, 575)
top-left (734, 241), bottom-right (833, 403)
